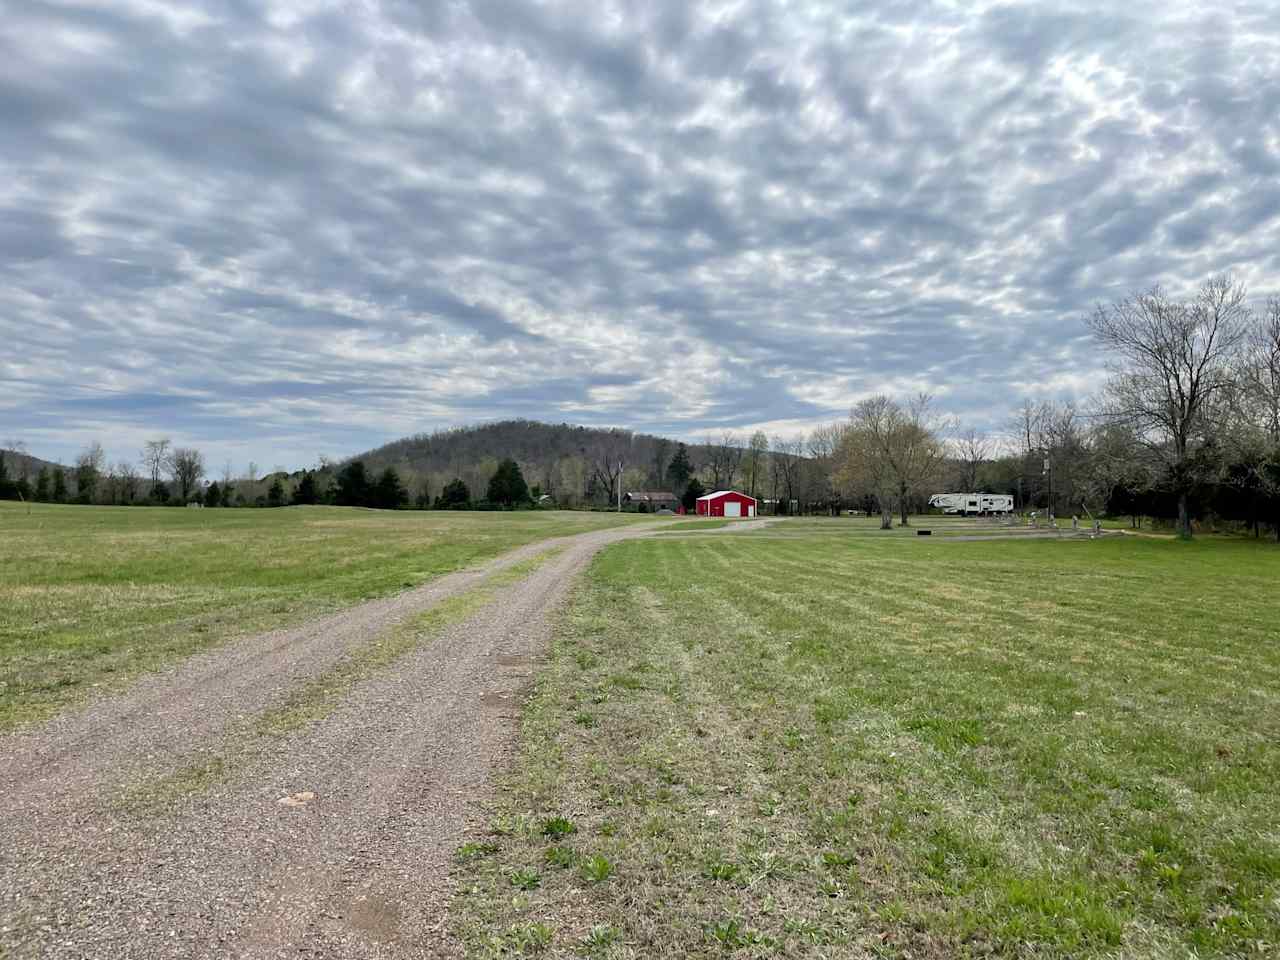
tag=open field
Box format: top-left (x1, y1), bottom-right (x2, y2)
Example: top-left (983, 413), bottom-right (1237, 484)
top-left (455, 526), bottom-right (1280, 958)
top-left (0, 502), bottom-right (663, 729)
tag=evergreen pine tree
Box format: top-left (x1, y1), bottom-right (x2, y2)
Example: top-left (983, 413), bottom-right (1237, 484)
top-left (267, 478), bottom-right (286, 507)
top-left (335, 461), bottom-right (371, 507)
top-left (292, 471), bottom-right (319, 505)
top-left (35, 467), bottom-right (50, 502)
top-left (668, 443), bottom-right (693, 487)
top-left (486, 458), bottom-right (530, 507)
top-left (435, 478), bottom-right (471, 509)
top-left (373, 467), bottom-right (408, 509)
top-left (682, 477), bottom-right (705, 512)
top-left (52, 468), bottom-right (69, 503)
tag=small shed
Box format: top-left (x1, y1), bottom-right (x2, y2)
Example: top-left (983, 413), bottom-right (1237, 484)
top-left (695, 490), bottom-right (758, 518)
top-left (623, 491), bottom-right (678, 510)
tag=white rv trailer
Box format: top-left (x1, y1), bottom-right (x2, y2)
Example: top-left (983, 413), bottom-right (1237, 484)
top-left (928, 493), bottom-right (1014, 515)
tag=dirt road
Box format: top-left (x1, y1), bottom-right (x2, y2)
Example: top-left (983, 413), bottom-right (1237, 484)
top-left (0, 521), bottom-right (742, 958)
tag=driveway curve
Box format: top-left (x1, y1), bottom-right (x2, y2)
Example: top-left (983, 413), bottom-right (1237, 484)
top-left (0, 520), bottom-right (770, 958)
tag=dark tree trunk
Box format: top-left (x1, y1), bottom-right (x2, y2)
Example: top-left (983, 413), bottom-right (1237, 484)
top-left (1177, 491), bottom-right (1192, 540)
top-left (898, 485), bottom-right (910, 526)
top-left (880, 505), bottom-right (893, 530)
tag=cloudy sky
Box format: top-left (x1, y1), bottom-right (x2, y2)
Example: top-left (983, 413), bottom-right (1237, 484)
top-left (2, 0), bottom-right (1278, 470)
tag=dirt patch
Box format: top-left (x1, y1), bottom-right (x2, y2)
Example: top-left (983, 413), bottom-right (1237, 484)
top-left (480, 690), bottom-right (527, 716)
top-left (344, 893), bottom-right (403, 941)
top-left (495, 653), bottom-right (534, 669)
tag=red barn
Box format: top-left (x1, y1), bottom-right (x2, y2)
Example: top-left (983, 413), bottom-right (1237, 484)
top-left (695, 490), bottom-right (758, 518)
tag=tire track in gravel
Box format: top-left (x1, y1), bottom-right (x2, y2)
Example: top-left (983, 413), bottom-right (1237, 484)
top-left (0, 533), bottom-right (578, 811)
top-left (1, 521), bottom-right (766, 959)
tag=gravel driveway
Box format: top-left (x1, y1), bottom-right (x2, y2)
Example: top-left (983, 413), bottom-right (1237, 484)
top-left (0, 521), bottom-right (722, 959)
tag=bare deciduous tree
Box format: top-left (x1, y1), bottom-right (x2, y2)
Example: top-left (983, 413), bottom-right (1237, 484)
top-left (75, 442), bottom-right (106, 504)
top-left (650, 437), bottom-right (671, 488)
top-left (141, 438), bottom-right (172, 491)
top-left (1088, 275), bottom-right (1250, 538)
top-left (746, 430), bottom-right (769, 500)
top-left (770, 435), bottom-right (805, 514)
top-left (589, 429), bottom-right (631, 509)
top-left (837, 394), bottom-right (948, 528)
top-left (836, 401), bottom-right (898, 529)
top-left (953, 428), bottom-right (989, 492)
top-left (114, 459), bottom-right (140, 503)
top-left (170, 448), bottom-right (206, 503)
top-left (701, 432), bottom-right (744, 490)
top-left (806, 423), bottom-right (844, 514)
top-left (1241, 297), bottom-right (1280, 442)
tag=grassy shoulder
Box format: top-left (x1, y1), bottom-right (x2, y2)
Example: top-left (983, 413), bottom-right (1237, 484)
top-left (0, 502), bottom-right (661, 729)
top-left (453, 532), bottom-right (1280, 958)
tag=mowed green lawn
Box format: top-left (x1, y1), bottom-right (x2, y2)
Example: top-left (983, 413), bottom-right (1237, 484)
top-left (457, 528), bottom-right (1280, 958)
top-left (0, 502), bottom-right (658, 729)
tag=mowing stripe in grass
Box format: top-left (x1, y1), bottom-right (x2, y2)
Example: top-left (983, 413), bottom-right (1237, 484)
top-left (454, 533), bottom-right (1280, 958)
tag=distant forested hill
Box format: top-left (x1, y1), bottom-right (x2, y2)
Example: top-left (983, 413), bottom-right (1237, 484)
top-left (349, 420), bottom-right (691, 507)
top-left (0, 448), bottom-right (63, 480)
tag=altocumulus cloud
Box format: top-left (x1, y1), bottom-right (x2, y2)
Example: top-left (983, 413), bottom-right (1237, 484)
top-left (1, 0), bottom-right (1278, 467)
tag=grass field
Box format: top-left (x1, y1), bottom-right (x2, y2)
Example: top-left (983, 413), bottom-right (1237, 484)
top-left (0, 502), bottom-right (660, 729)
top-left (455, 526), bottom-right (1280, 958)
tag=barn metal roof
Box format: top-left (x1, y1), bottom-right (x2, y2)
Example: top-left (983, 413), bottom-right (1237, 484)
top-left (695, 490), bottom-right (757, 500)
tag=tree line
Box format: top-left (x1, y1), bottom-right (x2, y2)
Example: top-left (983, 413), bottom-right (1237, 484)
top-left (0, 437), bottom-right (544, 514)
top-left (4, 275), bottom-right (1275, 538)
top-left (827, 275), bottom-right (1280, 539)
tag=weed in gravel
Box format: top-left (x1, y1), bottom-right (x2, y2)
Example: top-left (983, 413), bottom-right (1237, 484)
top-left (509, 868), bottom-right (541, 891)
top-left (705, 860), bottom-right (741, 883)
top-left (506, 921), bottom-right (553, 953)
top-left (539, 816), bottom-right (577, 838)
top-left (579, 924), bottom-right (622, 952)
top-left (708, 917), bottom-right (762, 949)
top-left (544, 845), bottom-right (576, 868)
top-left (580, 854), bottom-right (614, 883)
top-left (456, 841), bottom-right (500, 862)
top-left (572, 711), bottom-right (596, 728)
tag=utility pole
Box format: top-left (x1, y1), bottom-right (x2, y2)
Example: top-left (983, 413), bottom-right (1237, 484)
top-left (1043, 455), bottom-right (1054, 522)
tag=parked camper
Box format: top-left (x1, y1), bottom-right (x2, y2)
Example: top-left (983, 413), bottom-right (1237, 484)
top-left (928, 493), bottom-right (1014, 516)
